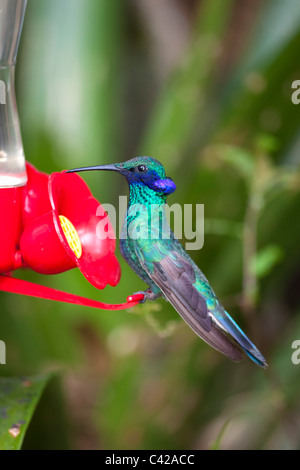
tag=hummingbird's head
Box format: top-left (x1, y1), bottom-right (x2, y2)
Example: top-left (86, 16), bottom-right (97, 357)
top-left (67, 157), bottom-right (176, 196)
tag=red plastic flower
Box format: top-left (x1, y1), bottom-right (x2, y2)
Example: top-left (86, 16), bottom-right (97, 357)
top-left (19, 163), bottom-right (120, 289)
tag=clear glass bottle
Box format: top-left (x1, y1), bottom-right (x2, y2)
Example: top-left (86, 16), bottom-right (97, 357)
top-left (0, 0), bottom-right (27, 187)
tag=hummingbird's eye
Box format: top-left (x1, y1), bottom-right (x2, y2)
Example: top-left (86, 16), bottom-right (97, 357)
top-left (137, 165), bottom-right (147, 173)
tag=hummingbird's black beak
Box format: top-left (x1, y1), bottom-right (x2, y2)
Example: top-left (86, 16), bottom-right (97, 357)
top-left (66, 164), bottom-right (120, 173)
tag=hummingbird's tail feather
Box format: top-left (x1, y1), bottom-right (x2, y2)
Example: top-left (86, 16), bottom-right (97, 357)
top-left (149, 256), bottom-right (267, 366)
top-left (243, 349), bottom-right (268, 368)
top-left (214, 307), bottom-right (268, 368)
top-left (163, 288), bottom-right (244, 362)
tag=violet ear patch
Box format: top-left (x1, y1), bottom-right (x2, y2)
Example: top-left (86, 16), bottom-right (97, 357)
top-left (153, 178), bottom-right (176, 194)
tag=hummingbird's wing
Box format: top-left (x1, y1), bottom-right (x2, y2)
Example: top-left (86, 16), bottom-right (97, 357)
top-left (134, 238), bottom-right (267, 367)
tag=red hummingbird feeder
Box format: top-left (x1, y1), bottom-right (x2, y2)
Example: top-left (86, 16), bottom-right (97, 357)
top-left (0, 0), bottom-right (142, 310)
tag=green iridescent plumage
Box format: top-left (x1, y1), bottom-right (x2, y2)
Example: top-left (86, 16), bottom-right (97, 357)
top-left (67, 157), bottom-right (267, 368)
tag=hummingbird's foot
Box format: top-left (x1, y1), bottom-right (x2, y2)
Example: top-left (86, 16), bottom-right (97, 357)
top-left (131, 289), bottom-right (161, 303)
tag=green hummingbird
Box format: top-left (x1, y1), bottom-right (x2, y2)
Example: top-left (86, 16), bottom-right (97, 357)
top-left (67, 157), bottom-right (267, 368)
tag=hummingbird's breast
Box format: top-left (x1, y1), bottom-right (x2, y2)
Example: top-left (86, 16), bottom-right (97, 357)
top-left (124, 202), bottom-right (172, 244)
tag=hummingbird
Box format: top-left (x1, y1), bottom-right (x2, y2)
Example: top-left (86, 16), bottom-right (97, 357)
top-left (67, 157), bottom-right (267, 368)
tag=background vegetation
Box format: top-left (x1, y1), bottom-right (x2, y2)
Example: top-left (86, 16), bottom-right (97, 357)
top-left (1, 0), bottom-right (300, 449)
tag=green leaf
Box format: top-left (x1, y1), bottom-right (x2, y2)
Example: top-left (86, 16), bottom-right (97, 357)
top-left (250, 245), bottom-right (284, 279)
top-left (220, 146), bottom-right (255, 180)
top-left (0, 374), bottom-right (53, 450)
top-left (254, 134), bottom-right (280, 153)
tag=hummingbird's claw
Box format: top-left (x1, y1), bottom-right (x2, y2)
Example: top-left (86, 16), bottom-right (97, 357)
top-left (128, 289), bottom-right (161, 304)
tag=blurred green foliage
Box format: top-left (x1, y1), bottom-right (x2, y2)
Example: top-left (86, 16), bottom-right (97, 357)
top-left (0, 0), bottom-right (300, 449)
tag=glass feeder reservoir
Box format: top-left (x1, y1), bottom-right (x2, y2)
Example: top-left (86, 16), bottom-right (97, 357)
top-left (0, 0), bottom-right (27, 187)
